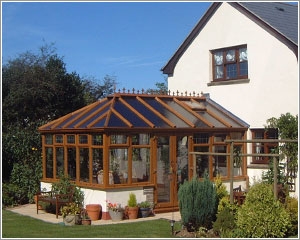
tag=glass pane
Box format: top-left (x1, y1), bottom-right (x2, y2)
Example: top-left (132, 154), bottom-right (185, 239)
top-left (214, 52), bottom-right (223, 65)
top-left (193, 133), bottom-right (209, 144)
top-left (132, 134), bottom-right (150, 145)
top-left (45, 147), bottom-right (53, 178)
top-left (215, 65), bottom-right (224, 79)
top-left (67, 147), bottom-right (76, 180)
top-left (111, 134), bottom-right (127, 144)
top-left (230, 132), bottom-right (243, 140)
top-left (56, 147), bottom-right (64, 176)
top-left (266, 129), bottom-right (278, 139)
top-left (226, 50), bottom-right (235, 62)
top-left (132, 148), bottom-right (150, 182)
top-left (45, 134), bottom-right (53, 144)
top-left (239, 61), bottom-right (248, 76)
top-left (214, 134), bottom-right (226, 142)
top-left (194, 146), bottom-right (209, 178)
top-left (177, 136), bottom-right (189, 186)
top-left (109, 148), bottom-right (128, 184)
top-left (93, 148), bottom-right (104, 184)
top-left (213, 145), bottom-right (227, 177)
top-left (226, 63), bottom-right (237, 79)
top-left (157, 136), bottom-right (170, 203)
top-left (92, 134), bottom-right (103, 145)
top-left (67, 135), bottom-right (75, 144)
top-left (79, 135), bottom-right (88, 144)
top-left (233, 146), bottom-right (243, 176)
top-left (55, 135), bottom-right (63, 144)
top-left (239, 48), bottom-right (247, 61)
top-left (80, 148), bottom-right (89, 182)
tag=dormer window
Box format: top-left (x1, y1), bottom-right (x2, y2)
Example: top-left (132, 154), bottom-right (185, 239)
top-left (211, 45), bottom-right (248, 82)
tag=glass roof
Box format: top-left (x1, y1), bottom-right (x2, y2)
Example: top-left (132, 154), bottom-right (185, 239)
top-left (39, 93), bottom-right (249, 132)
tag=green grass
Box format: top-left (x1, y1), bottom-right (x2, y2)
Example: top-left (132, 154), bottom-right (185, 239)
top-left (2, 209), bottom-right (181, 238)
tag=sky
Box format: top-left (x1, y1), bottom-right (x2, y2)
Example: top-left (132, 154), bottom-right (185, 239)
top-left (2, 1), bottom-right (212, 91)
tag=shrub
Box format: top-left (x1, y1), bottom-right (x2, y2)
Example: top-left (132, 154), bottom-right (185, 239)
top-left (51, 173), bottom-right (84, 206)
top-left (213, 205), bottom-right (237, 238)
top-left (178, 174), bottom-right (217, 231)
top-left (236, 182), bottom-right (291, 238)
top-left (284, 196), bottom-right (298, 236)
top-left (214, 174), bottom-right (228, 202)
top-left (127, 192), bottom-right (138, 207)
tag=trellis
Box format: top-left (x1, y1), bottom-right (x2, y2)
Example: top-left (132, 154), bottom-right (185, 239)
top-left (190, 139), bottom-right (298, 203)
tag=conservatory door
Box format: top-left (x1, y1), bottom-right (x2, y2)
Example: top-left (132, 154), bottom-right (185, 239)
top-left (155, 136), bottom-right (189, 211)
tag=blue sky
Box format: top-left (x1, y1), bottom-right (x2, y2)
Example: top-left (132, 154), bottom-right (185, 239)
top-left (2, 1), bottom-right (212, 91)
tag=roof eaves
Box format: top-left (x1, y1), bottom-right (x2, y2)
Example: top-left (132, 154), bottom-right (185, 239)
top-left (161, 2), bottom-right (220, 75)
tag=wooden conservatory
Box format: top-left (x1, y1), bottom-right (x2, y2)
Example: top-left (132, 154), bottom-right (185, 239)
top-left (38, 91), bottom-right (249, 218)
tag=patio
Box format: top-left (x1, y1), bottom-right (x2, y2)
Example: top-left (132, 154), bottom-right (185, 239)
top-left (7, 204), bottom-right (181, 225)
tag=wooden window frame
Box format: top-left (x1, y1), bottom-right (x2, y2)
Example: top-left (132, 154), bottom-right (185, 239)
top-left (211, 44), bottom-right (248, 82)
top-left (251, 128), bottom-right (278, 164)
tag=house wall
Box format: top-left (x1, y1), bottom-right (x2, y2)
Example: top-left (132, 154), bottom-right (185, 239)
top-left (167, 3), bottom-right (298, 196)
top-left (168, 2), bottom-right (298, 128)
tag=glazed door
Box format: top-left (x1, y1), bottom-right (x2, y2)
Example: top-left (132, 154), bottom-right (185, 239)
top-left (155, 136), bottom-right (189, 211)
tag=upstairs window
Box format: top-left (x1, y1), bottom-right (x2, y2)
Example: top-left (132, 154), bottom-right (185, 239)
top-left (212, 45), bottom-right (248, 81)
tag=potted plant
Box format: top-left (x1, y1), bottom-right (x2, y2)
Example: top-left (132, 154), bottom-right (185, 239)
top-left (138, 201), bottom-right (151, 218)
top-left (106, 200), bottom-right (124, 221)
top-left (61, 202), bottom-right (81, 226)
top-left (81, 208), bottom-right (92, 225)
top-left (126, 192), bottom-right (139, 219)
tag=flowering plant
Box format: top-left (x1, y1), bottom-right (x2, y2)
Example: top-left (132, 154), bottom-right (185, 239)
top-left (106, 200), bottom-right (124, 212)
top-left (60, 202), bottom-right (81, 218)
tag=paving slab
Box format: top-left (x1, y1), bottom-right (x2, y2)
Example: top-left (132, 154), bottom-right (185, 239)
top-left (7, 204), bottom-right (181, 226)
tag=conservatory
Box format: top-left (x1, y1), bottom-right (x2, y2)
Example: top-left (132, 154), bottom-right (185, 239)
top-left (38, 91), bottom-right (249, 218)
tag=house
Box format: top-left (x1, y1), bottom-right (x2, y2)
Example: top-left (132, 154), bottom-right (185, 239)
top-left (162, 2), bottom-right (298, 196)
top-left (38, 2), bottom-right (298, 218)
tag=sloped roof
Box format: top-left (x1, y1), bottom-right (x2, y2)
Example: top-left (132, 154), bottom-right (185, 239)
top-left (239, 2), bottom-right (298, 45)
top-left (39, 93), bottom-right (249, 132)
top-left (162, 2), bottom-right (298, 75)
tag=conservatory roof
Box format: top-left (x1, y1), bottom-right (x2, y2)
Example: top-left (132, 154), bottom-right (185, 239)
top-left (38, 92), bottom-right (249, 132)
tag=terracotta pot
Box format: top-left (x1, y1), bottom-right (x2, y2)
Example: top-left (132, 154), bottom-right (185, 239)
top-left (86, 204), bottom-right (101, 221)
top-left (127, 206), bottom-right (139, 219)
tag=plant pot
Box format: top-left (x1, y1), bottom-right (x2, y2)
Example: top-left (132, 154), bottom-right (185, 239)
top-left (127, 206), bottom-right (139, 219)
top-left (63, 214), bottom-right (76, 226)
top-left (86, 204), bottom-right (101, 221)
top-left (140, 207), bottom-right (151, 218)
top-left (109, 209), bottom-right (124, 221)
top-left (81, 219), bottom-right (92, 225)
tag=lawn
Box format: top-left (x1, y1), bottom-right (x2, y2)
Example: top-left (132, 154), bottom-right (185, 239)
top-left (2, 210), bottom-right (181, 238)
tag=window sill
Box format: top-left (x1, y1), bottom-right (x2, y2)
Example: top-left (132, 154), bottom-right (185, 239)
top-left (207, 78), bottom-right (250, 86)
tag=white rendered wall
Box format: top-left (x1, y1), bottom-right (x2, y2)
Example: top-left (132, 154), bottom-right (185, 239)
top-left (168, 2), bottom-right (298, 128)
top-left (40, 182), bottom-right (147, 211)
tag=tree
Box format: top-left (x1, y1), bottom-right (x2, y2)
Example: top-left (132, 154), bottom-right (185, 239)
top-left (263, 113), bottom-right (298, 191)
top-left (146, 77), bottom-right (168, 94)
top-left (82, 75), bottom-right (117, 104)
top-left (2, 43), bottom-right (116, 206)
top-left (2, 46), bottom-right (86, 123)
